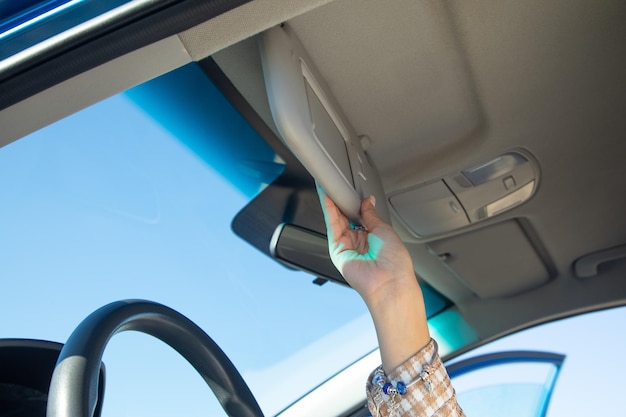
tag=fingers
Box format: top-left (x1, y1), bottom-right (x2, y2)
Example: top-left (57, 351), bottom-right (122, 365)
top-left (316, 185), bottom-right (350, 243)
top-left (360, 195), bottom-right (388, 231)
top-left (316, 186), bottom-right (390, 253)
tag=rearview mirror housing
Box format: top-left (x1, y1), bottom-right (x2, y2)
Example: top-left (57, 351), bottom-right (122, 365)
top-left (270, 223), bottom-right (347, 286)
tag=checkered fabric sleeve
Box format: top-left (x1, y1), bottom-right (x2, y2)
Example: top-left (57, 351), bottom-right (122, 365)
top-left (366, 339), bottom-right (465, 417)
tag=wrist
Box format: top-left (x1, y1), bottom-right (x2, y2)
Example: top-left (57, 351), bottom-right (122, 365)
top-left (362, 273), bottom-right (422, 311)
top-left (364, 278), bottom-right (431, 372)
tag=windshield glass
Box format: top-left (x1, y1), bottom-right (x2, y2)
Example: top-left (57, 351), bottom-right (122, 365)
top-left (0, 63), bottom-right (379, 415)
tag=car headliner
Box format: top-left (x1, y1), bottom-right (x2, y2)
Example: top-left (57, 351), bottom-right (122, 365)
top-left (1, 0), bottom-right (625, 385)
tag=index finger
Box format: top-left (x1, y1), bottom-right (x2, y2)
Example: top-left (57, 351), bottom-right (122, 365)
top-left (316, 186), bottom-right (351, 244)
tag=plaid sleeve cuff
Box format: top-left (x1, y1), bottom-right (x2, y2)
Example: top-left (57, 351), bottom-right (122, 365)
top-left (366, 339), bottom-right (465, 417)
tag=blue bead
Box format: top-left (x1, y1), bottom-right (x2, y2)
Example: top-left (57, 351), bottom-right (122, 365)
top-left (382, 382), bottom-right (392, 395)
top-left (396, 381), bottom-right (407, 395)
top-left (373, 374), bottom-right (385, 385)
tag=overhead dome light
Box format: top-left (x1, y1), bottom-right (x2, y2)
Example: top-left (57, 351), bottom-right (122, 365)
top-left (390, 150), bottom-right (539, 238)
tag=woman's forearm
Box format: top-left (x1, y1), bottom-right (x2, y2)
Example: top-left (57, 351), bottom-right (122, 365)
top-left (364, 275), bottom-right (431, 373)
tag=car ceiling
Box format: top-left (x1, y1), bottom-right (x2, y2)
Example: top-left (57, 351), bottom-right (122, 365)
top-left (209, 0), bottom-right (626, 342)
top-left (1, 0), bottom-right (625, 348)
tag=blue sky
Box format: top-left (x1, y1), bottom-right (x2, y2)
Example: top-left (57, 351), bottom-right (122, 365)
top-left (0, 91), bottom-right (377, 416)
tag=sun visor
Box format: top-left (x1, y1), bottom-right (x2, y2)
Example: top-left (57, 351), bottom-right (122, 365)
top-left (259, 24), bottom-right (389, 225)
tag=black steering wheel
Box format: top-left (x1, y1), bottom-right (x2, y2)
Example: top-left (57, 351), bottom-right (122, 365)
top-left (46, 300), bottom-right (265, 417)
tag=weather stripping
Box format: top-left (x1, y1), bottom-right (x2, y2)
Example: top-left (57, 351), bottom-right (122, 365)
top-left (0, 0), bottom-right (158, 74)
top-left (0, 0), bottom-right (81, 41)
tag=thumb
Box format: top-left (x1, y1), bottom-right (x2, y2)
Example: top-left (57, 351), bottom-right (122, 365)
top-left (360, 195), bottom-right (387, 231)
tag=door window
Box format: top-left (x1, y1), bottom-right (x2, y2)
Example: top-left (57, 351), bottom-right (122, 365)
top-left (449, 351), bottom-right (563, 417)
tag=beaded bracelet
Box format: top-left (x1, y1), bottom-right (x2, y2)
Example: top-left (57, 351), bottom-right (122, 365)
top-left (372, 339), bottom-right (439, 397)
top-left (370, 340), bottom-right (440, 416)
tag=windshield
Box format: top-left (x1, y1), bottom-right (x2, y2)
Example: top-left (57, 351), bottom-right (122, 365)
top-left (0, 63), bottom-right (379, 416)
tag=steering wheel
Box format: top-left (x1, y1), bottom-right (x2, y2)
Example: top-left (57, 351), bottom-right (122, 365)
top-left (46, 300), bottom-right (264, 417)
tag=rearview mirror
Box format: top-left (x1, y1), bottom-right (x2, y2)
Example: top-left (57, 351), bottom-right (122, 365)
top-left (270, 224), bottom-right (347, 286)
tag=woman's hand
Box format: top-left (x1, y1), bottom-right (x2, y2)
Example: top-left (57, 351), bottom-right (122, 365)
top-left (318, 188), bottom-right (431, 372)
top-left (318, 189), bottom-right (414, 301)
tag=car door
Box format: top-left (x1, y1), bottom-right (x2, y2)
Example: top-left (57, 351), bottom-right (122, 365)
top-left (447, 351), bottom-right (564, 417)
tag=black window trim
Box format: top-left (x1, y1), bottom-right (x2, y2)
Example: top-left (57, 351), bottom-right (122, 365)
top-left (0, 0), bottom-right (251, 111)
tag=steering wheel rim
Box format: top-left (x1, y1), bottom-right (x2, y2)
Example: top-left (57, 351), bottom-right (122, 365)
top-left (47, 299), bottom-right (264, 417)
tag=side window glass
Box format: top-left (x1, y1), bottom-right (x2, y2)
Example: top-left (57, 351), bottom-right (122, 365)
top-left (448, 352), bottom-right (564, 417)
